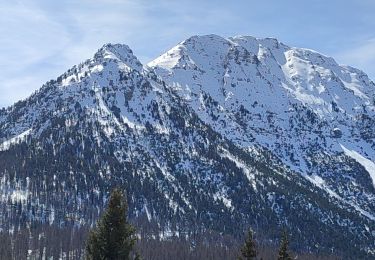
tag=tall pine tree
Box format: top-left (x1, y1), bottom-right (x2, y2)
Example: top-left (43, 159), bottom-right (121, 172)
top-left (85, 188), bottom-right (138, 260)
top-left (239, 228), bottom-right (257, 260)
top-left (277, 230), bottom-right (292, 260)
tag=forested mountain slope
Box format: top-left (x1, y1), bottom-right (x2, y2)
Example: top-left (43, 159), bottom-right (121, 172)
top-left (0, 35), bottom-right (374, 258)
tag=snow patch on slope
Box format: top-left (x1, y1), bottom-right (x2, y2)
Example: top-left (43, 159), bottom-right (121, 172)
top-left (341, 144), bottom-right (375, 188)
top-left (220, 149), bottom-right (257, 191)
top-left (306, 173), bottom-right (375, 220)
top-left (11, 190), bottom-right (28, 202)
top-left (0, 129), bottom-right (32, 151)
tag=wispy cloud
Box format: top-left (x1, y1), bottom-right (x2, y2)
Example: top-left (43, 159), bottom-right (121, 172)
top-left (0, 0), bottom-right (374, 107)
top-left (335, 38), bottom-right (375, 80)
top-left (0, 1), bottom-right (148, 107)
top-left (0, 1), bottom-right (72, 105)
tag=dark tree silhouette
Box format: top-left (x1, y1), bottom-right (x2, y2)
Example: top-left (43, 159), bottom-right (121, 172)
top-left (86, 188), bottom-right (138, 260)
top-left (239, 228), bottom-right (257, 260)
top-left (278, 230), bottom-right (292, 260)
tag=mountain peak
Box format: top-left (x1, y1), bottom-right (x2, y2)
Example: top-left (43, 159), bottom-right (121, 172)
top-left (182, 34), bottom-right (228, 44)
top-left (1, 34), bottom-right (375, 258)
top-left (94, 43), bottom-right (143, 71)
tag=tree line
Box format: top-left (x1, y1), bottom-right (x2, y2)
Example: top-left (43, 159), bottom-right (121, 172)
top-left (85, 188), bottom-right (337, 260)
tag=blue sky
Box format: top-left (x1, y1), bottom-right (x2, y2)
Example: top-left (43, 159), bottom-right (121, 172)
top-left (1, 0), bottom-right (374, 108)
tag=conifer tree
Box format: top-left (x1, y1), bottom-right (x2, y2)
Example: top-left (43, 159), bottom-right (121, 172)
top-left (240, 228), bottom-right (257, 260)
top-left (277, 230), bottom-right (292, 260)
top-left (85, 188), bottom-right (138, 260)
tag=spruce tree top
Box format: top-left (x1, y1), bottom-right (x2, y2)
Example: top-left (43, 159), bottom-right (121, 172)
top-left (240, 229), bottom-right (257, 260)
top-left (86, 188), bottom-right (137, 260)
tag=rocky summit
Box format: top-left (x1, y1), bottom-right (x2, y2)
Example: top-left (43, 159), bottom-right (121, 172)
top-left (1, 35), bottom-right (375, 258)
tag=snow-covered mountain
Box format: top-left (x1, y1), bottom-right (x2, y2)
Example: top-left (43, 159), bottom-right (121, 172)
top-left (1, 35), bottom-right (375, 258)
top-left (150, 34), bottom-right (375, 217)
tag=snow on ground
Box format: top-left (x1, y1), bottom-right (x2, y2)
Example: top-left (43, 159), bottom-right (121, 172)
top-left (341, 144), bottom-right (375, 188)
top-left (220, 149), bottom-right (257, 191)
top-left (10, 190), bottom-right (28, 202)
top-left (305, 173), bottom-right (375, 221)
top-left (148, 45), bottom-right (183, 71)
top-left (213, 190), bottom-right (233, 210)
top-left (0, 129), bottom-right (32, 151)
